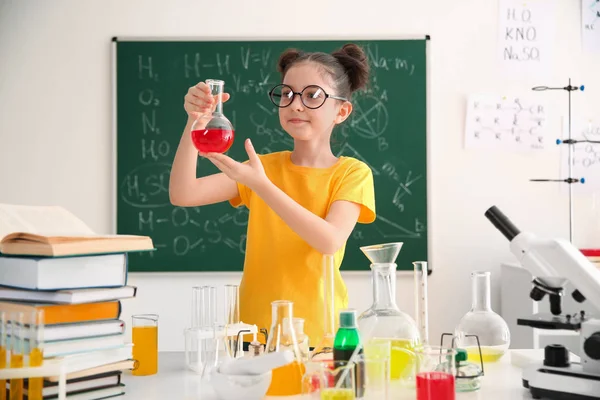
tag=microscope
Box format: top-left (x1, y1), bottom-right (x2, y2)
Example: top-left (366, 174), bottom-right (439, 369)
top-left (485, 206), bottom-right (600, 400)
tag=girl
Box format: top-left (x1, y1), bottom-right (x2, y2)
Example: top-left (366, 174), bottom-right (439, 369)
top-left (169, 43), bottom-right (376, 349)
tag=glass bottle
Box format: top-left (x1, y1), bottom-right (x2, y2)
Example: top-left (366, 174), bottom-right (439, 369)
top-left (190, 79), bottom-right (235, 154)
top-left (454, 271), bottom-right (510, 363)
top-left (311, 254), bottom-right (336, 361)
top-left (435, 348), bottom-right (482, 392)
top-left (357, 243), bottom-right (421, 383)
top-left (334, 309), bottom-right (365, 398)
top-left (265, 300), bottom-right (306, 396)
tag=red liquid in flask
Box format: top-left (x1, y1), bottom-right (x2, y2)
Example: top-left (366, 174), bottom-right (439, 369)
top-left (416, 372), bottom-right (455, 400)
top-left (191, 128), bottom-right (234, 153)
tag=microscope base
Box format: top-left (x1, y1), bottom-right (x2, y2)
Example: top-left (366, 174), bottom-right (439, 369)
top-left (522, 362), bottom-right (600, 400)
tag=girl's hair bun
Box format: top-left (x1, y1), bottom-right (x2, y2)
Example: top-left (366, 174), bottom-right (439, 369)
top-left (332, 43), bottom-right (370, 92)
top-left (277, 48), bottom-right (303, 74)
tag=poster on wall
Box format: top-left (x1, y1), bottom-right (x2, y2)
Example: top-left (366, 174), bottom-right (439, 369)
top-left (498, 0), bottom-right (556, 76)
top-left (582, 0), bottom-right (600, 54)
top-left (464, 93), bottom-right (547, 151)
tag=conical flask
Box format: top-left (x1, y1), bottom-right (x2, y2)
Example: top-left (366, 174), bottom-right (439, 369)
top-left (454, 271), bottom-right (510, 363)
top-left (190, 79), bottom-right (235, 154)
top-left (357, 242), bottom-right (421, 383)
top-left (265, 300), bottom-right (306, 396)
top-left (311, 254), bottom-right (336, 361)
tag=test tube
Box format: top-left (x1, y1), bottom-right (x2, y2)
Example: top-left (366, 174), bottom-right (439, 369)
top-left (28, 310), bottom-right (44, 400)
top-left (192, 286), bottom-right (217, 329)
top-left (0, 312), bottom-right (7, 400)
top-left (10, 312), bottom-right (25, 400)
top-left (413, 261), bottom-right (429, 345)
top-left (224, 285), bottom-right (240, 357)
top-left (224, 285), bottom-right (240, 325)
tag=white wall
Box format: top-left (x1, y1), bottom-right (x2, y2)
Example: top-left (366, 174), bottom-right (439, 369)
top-left (1, 0), bottom-right (599, 352)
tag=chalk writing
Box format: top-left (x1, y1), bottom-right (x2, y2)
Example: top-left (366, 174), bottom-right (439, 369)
top-left (240, 47), bottom-right (272, 70)
top-left (139, 210), bottom-right (154, 232)
top-left (365, 44), bottom-right (416, 75)
top-left (374, 215), bottom-right (421, 239)
top-left (120, 163), bottom-right (171, 208)
top-left (347, 95), bottom-right (389, 139)
top-left (138, 55), bottom-right (154, 80)
top-left (141, 139), bottom-right (170, 161)
top-left (139, 89), bottom-right (160, 106)
top-left (184, 53), bottom-right (231, 78)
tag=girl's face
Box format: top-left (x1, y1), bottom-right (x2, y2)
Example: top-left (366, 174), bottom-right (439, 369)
top-left (278, 62), bottom-right (352, 142)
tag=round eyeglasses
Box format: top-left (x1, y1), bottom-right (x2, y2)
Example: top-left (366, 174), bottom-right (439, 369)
top-left (268, 84), bottom-right (348, 109)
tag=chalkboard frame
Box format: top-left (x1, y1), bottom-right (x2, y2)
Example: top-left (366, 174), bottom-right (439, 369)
top-left (111, 35), bottom-right (432, 274)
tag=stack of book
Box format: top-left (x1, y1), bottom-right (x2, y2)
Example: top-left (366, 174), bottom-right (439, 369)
top-left (0, 203), bottom-right (154, 399)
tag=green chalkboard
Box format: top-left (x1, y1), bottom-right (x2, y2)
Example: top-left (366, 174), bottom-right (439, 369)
top-left (114, 37), bottom-right (430, 272)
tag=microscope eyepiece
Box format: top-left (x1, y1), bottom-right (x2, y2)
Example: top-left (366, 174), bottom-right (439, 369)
top-left (530, 285), bottom-right (546, 301)
top-left (485, 206), bottom-right (521, 241)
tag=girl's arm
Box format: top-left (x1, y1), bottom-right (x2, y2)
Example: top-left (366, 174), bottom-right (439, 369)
top-left (169, 117), bottom-right (238, 207)
top-left (254, 180), bottom-right (361, 254)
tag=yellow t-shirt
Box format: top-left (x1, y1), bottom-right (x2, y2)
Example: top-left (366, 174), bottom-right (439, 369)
top-left (229, 150), bottom-right (376, 346)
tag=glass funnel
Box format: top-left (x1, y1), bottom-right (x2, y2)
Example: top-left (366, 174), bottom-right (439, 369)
top-left (357, 243), bottom-right (421, 383)
top-left (265, 300), bottom-right (306, 396)
top-left (190, 79), bottom-right (234, 154)
top-left (454, 271), bottom-right (510, 363)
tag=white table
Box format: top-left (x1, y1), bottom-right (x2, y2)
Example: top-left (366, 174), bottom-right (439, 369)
top-left (120, 351), bottom-right (537, 399)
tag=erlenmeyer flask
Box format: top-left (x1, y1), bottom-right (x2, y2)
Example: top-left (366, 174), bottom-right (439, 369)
top-left (265, 300), bottom-right (306, 396)
top-left (311, 254), bottom-right (336, 361)
top-left (190, 79), bottom-right (234, 154)
top-left (357, 243), bottom-right (421, 383)
top-left (454, 271), bottom-right (510, 363)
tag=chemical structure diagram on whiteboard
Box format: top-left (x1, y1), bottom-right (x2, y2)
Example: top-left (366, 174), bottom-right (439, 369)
top-left (561, 119), bottom-right (600, 193)
top-left (464, 94), bottom-right (547, 151)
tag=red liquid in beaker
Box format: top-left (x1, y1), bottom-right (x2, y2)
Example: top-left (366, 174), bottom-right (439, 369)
top-left (191, 128), bottom-right (234, 153)
top-left (416, 372), bottom-right (455, 400)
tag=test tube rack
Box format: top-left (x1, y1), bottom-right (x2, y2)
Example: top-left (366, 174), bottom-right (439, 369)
top-left (184, 322), bottom-right (258, 373)
top-left (0, 344), bottom-right (135, 400)
top-left (0, 358), bottom-right (69, 400)
top-left (529, 78), bottom-right (586, 243)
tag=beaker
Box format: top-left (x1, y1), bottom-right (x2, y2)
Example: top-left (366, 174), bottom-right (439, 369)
top-left (413, 261), bottom-right (429, 345)
top-left (363, 340), bottom-right (391, 399)
top-left (27, 310), bottom-right (44, 400)
top-left (454, 271), bottom-right (510, 363)
top-left (190, 79), bottom-right (235, 154)
top-left (311, 254), bottom-right (336, 361)
top-left (415, 345), bottom-right (457, 400)
top-left (132, 314), bottom-right (159, 376)
top-left (265, 300), bottom-right (305, 396)
top-left (319, 359), bottom-right (356, 400)
top-left (357, 243), bottom-right (421, 384)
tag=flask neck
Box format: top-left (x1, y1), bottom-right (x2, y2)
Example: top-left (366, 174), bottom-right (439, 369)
top-left (207, 79), bottom-right (225, 115)
top-left (471, 271), bottom-right (492, 311)
top-left (371, 263), bottom-right (399, 310)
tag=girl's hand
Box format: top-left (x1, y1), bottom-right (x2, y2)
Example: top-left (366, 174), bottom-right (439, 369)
top-left (184, 81), bottom-right (230, 120)
top-left (203, 139), bottom-right (269, 192)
